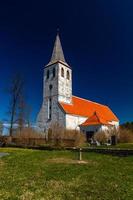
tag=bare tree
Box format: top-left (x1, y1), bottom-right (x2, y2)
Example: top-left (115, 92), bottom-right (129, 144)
top-left (8, 74), bottom-right (24, 137)
top-left (25, 104), bottom-right (32, 128)
top-left (0, 121), bottom-right (3, 136)
top-left (17, 94), bottom-right (26, 133)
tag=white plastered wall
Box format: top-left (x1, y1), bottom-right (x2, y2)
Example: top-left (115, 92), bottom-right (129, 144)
top-left (65, 114), bottom-right (87, 130)
top-left (80, 122), bottom-right (119, 134)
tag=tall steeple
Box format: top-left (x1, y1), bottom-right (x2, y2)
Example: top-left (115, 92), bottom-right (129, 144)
top-left (47, 33), bottom-right (68, 66)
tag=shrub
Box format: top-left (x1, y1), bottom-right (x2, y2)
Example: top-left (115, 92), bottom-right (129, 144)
top-left (94, 131), bottom-right (108, 144)
top-left (107, 127), bottom-right (119, 137)
top-left (47, 122), bottom-right (64, 147)
top-left (12, 128), bottom-right (45, 146)
top-left (64, 129), bottom-right (86, 147)
top-left (118, 129), bottom-right (133, 143)
top-left (14, 127), bottom-right (44, 138)
top-left (48, 122), bottom-right (86, 147)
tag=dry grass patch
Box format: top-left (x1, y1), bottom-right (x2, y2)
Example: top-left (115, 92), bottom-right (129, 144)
top-left (45, 157), bottom-right (97, 165)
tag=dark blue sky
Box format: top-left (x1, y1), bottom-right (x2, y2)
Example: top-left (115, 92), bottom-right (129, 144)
top-left (0, 0), bottom-right (133, 124)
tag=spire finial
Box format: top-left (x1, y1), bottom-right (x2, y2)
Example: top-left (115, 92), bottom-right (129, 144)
top-left (57, 27), bottom-right (60, 34)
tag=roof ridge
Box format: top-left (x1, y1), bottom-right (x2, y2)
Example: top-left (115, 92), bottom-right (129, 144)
top-left (81, 112), bottom-right (111, 126)
top-left (96, 111), bottom-right (112, 124)
top-left (94, 112), bottom-right (101, 123)
top-left (72, 95), bottom-right (107, 107)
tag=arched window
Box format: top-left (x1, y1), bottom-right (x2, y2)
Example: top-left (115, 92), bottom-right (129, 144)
top-left (67, 70), bottom-right (70, 80)
top-left (61, 67), bottom-right (64, 77)
top-left (47, 70), bottom-right (49, 79)
top-left (53, 68), bottom-right (56, 78)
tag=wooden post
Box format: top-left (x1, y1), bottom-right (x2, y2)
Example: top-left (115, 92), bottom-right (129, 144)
top-left (79, 148), bottom-right (82, 161)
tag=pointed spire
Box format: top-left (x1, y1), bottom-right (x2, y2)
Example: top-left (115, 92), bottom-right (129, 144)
top-left (51, 33), bottom-right (66, 62)
top-left (46, 33), bottom-right (68, 66)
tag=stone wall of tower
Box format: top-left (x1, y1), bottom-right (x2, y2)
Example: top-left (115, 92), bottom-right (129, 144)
top-left (43, 64), bottom-right (58, 99)
top-left (58, 63), bottom-right (72, 104)
top-left (43, 62), bottom-right (72, 102)
top-left (36, 62), bottom-right (72, 132)
top-left (37, 97), bottom-right (66, 132)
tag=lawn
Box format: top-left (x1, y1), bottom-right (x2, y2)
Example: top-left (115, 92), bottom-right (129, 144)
top-left (0, 148), bottom-right (133, 200)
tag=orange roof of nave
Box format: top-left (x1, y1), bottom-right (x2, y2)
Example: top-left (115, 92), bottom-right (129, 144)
top-left (59, 96), bottom-right (119, 123)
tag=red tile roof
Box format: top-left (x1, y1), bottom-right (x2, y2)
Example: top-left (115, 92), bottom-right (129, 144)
top-left (80, 112), bottom-right (113, 126)
top-left (59, 96), bottom-right (119, 122)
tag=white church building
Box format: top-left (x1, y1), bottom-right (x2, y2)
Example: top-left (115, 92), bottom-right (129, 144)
top-left (37, 34), bottom-right (119, 137)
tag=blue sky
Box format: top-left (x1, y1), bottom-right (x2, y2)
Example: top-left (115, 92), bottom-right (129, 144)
top-left (0, 0), bottom-right (133, 124)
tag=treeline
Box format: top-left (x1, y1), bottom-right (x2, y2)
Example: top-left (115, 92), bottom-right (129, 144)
top-left (120, 122), bottom-right (133, 131)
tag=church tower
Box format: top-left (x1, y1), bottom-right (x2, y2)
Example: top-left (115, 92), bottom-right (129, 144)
top-left (44, 33), bottom-right (72, 104)
top-left (37, 33), bottom-right (72, 131)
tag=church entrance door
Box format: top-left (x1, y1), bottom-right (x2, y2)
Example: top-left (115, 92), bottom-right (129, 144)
top-left (86, 131), bottom-right (94, 142)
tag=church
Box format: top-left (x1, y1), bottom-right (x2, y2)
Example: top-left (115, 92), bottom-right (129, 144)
top-left (37, 34), bottom-right (119, 136)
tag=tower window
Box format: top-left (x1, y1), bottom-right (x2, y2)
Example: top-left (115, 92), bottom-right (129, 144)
top-left (49, 84), bottom-right (53, 90)
top-left (48, 98), bottom-right (52, 120)
top-left (47, 70), bottom-right (49, 79)
top-left (61, 67), bottom-right (64, 77)
top-left (53, 68), bottom-right (56, 78)
top-left (67, 70), bottom-right (70, 80)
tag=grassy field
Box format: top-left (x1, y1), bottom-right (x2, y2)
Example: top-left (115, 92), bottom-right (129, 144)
top-left (114, 143), bottom-right (133, 149)
top-left (83, 143), bottom-right (133, 150)
top-left (87, 143), bottom-right (133, 149)
top-left (0, 148), bottom-right (133, 200)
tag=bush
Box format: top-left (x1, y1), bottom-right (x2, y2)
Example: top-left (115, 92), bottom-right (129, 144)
top-left (14, 127), bottom-right (44, 139)
top-left (118, 129), bottom-right (133, 143)
top-left (94, 131), bottom-right (108, 144)
top-left (47, 122), bottom-right (86, 147)
top-left (12, 128), bottom-right (45, 146)
top-left (47, 122), bottom-right (64, 147)
top-left (64, 129), bottom-right (86, 147)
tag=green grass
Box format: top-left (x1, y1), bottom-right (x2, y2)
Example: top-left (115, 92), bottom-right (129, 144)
top-left (114, 143), bottom-right (133, 149)
top-left (86, 143), bottom-right (133, 149)
top-left (97, 143), bottom-right (133, 149)
top-left (0, 148), bottom-right (133, 200)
